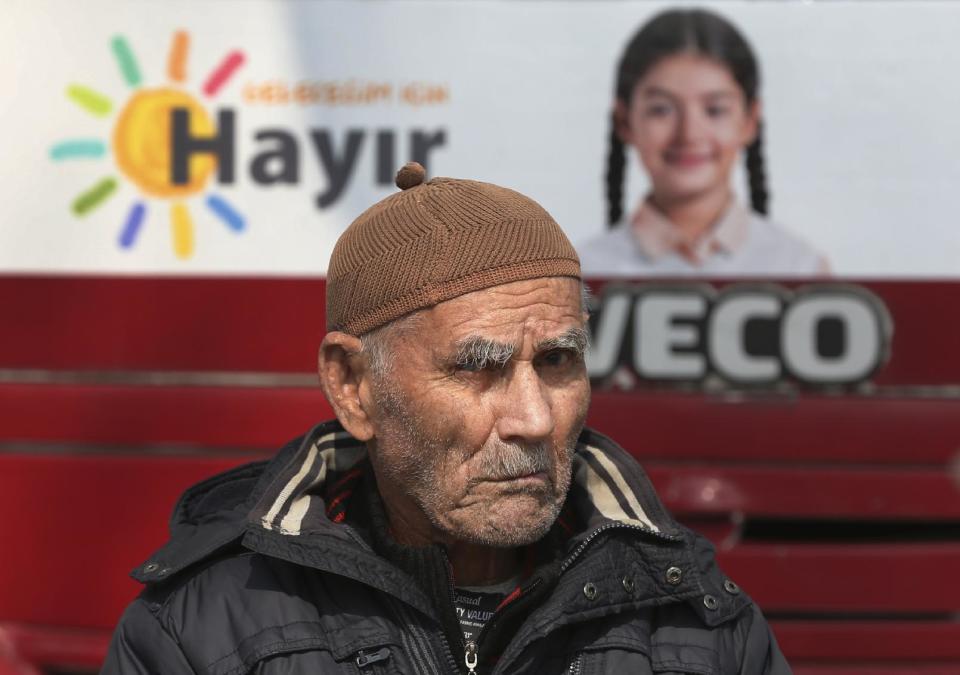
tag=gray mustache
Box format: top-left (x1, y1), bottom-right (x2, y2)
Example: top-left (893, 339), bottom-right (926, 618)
top-left (475, 442), bottom-right (552, 481)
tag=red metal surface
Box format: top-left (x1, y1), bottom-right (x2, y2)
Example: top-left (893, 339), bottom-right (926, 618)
top-left (0, 625), bottom-right (40, 675)
top-left (0, 275), bottom-right (326, 373)
top-left (719, 543), bottom-right (960, 612)
top-left (588, 391), bottom-right (960, 465)
top-left (0, 659), bottom-right (38, 675)
top-left (645, 463), bottom-right (960, 519)
top-left (772, 620), bottom-right (960, 661)
top-left (0, 383), bottom-right (331, 450)
top-left (0, 625), bottom-right (108, 672)
top-left (3, 275), bottom-right (960, 385)
top-left (0, 454), bottom-right (251, 630)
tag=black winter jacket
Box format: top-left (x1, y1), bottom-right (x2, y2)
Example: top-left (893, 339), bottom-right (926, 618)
top-left (103, 422), bottom-right (791, 674)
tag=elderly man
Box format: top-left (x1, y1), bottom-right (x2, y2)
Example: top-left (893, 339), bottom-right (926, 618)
top-left (104, 163), bottom-right (789, 674)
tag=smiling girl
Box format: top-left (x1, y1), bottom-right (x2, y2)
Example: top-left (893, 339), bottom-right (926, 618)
top-left (578, 8), bottom-right (828, 277)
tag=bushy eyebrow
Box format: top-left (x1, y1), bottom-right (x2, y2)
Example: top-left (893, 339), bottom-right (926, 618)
top-left (535, 327), bottom-right (589, 356)
top-left (454, 336), bottom-right (516, 371)
top-left (453, 327), bottom-right (589, 371)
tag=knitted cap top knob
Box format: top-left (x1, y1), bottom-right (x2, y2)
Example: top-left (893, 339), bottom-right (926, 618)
top-left (395, 162), bottom-right (426, 190)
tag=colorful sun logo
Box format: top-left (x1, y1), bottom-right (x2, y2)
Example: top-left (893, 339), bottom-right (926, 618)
top-left (50, 32), bottom-right (246, 259)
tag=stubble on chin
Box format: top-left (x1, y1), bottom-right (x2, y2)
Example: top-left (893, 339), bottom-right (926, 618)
top-left (453, 451), bottom-right (575, 547)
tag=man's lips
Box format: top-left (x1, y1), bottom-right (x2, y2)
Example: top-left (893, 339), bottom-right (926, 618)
top-left (485, 471), bottom-right (548, 484)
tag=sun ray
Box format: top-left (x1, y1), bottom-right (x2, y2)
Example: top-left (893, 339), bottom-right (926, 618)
top-left (111, 36), bottom-right (142, 87)
top-left (66, 85), bottom-right (113, 117)
top-left (56, 30), bottom-right (249, 258)
top-left (118, 201), bottom-right (146, 249)
top-left (167, 30), bottom-right (189, 83)
top-left (203, 51), bottom-right (245, 98)
top-left (71, 177), bottom-right (117, 216)
top-left (170, 202), bottom-right (195, 259)
top-left (205, 194), bottom-right (245, 232)
top-left (50, 139), bottom-right (106, 161)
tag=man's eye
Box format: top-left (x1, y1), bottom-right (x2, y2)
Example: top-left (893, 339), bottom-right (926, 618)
top-left (540, 350), bottom-right (573, 368)
top-left (455, 358), bottom-right (500, 374)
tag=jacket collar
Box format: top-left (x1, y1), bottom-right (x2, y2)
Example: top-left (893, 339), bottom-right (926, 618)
top-left (568, 427), bottom-right (683, 542)
top-left (250, 422), bottom-right (367, 537)
top-left (248, 422), bottom-right (686, 544)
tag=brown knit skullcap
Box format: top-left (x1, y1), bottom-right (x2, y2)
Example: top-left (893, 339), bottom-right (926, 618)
top-left (326, 162), bottom-right (581, 335)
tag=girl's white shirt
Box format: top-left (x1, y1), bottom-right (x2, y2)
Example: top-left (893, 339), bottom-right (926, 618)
top-left (576, 199), bottom-right (828, 278)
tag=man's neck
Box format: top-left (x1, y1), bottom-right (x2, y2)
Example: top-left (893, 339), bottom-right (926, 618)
top-left (385, 507), bottom-right (522, 586)
top-left (445, 540), bottom-right (521, 587)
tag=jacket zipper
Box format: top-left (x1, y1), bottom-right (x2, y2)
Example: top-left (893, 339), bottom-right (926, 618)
top-left (559, 521), bottom-right (679, 574)
top-left (456, 523), bottom-right (678, 675)
top-left (355, 647), bottom-right (391, 669)
top-left (437, 629), bottom-right (462, 675)
top-left (567, 653), bottom-right (583, 675)
top-left (440, 550), bottom-right (472, 675)
top-left (484, 522), bottom-right (679, 675)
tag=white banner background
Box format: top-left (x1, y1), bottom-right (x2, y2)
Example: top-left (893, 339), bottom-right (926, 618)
top-left (2, 0), bottom-right (958, 277)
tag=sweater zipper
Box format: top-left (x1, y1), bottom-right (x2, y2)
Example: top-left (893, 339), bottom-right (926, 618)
top-left (464, 640), bottom-right (478, 673)
top-left (466, 576), bottom-right (543, 674)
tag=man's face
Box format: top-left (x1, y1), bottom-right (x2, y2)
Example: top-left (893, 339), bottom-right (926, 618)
top-left (365, 276), bottom-right (590, 547)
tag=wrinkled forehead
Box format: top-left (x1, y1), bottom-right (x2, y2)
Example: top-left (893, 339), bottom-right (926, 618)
top-left (425, 277), bottom-right (585, 350)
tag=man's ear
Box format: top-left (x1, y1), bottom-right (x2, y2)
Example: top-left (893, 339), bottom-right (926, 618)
top-left (318, 331), bottom-right (375, 441)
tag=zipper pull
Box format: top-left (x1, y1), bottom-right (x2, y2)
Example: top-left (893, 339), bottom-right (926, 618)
top-left (355, 646), bottom-right (390, 669)
top-left (464, 640), bottom-right (478, 674)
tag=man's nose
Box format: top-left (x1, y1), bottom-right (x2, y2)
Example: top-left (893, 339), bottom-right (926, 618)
top-left (495, 364), bottom-right (555, 443)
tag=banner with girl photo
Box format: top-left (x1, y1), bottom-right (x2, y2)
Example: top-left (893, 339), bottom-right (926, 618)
top-left (1, 0), bottom-right (958, 391)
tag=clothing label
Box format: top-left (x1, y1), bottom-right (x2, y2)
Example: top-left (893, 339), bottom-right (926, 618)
top-left (453, 587), bottom-right (506, 641)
